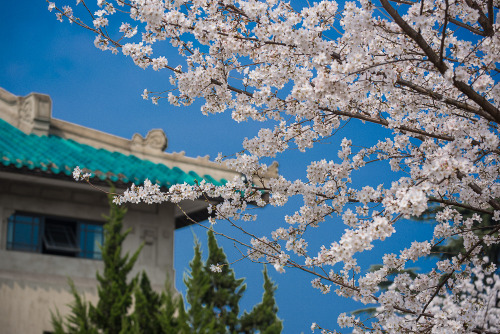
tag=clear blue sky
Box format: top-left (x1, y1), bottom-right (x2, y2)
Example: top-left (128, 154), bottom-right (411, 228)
top-left (0, 2), bottom-right (435, 332)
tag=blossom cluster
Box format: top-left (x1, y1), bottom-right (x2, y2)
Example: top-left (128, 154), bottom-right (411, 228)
top-left (57, 0), bottom-right (500, 332)
top-left (72, 166), bottom-right (91, 181)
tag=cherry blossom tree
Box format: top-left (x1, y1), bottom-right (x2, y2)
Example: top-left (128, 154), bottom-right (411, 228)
top-left (60, 0), bottom-right (500, 332)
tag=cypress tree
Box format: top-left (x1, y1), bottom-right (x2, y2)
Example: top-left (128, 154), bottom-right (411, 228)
top-left (129, 272), bottom-right (163, 334)
top-left (157, 278), bottom-right (190, 334)
top-left (51, 279), bottom-right (97, 334)
top-left (240, 266), bottom-right (283, 334)
top-left (204, 229), bottom-right (246, 333)
top-left (126, 272), bottom-right (188, 334)
top-left (88, 194), bottom-right (142, 334)
top-left (54, 205), bottom-right (284, 334)
top-left (183, 230), bottom-right (282, 334)
top-left (184, 238), bottom-right (217, 333)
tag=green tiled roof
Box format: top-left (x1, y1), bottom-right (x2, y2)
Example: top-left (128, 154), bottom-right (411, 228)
top-left (0, 119), bottom-right (227, 188)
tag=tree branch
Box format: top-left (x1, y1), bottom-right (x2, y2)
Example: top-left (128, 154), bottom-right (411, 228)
top-left (464, 0), bottom-right (494, 36)
top-left (439, 0), bottom-right (450, 63)
top-left (417, 222), bottom-right (500, 321)
top-left (380, 0), bottom-right (500, 123)
top-left (487, 0), bottom-right (494, 27)
top-left (210, 75), bottom-right (457, 142)
top-left (456, 171), bottom-right (500, 211)
top-left (395, 79), bottom-right (496, 122)
top-left (318, 105), bottom-right (456, 141)
top-left (388, 0), bottom-right (417, 4)
top-left (428, 197), bottom-right (494, 215)
top-left (448, 18), bottom-right (487, 36)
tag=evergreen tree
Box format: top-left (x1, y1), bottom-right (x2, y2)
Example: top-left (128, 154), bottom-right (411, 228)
top-left (129, 272), bottom-right (163, 334)
top-left (88, 194), bottom-right (142, 334)
top-left (53, 207), bottom-right (283, 334)
top-left (204, 229), bottom-right (246, 333)
top-left (157, 278), bottom-right (190, 334)
top-left (184, 238), bottom-right (217, 333)
top-left (183, 230), bottom-right (282, 334)
top-left (240, 266), bottom-right (283, 334)
top-left (51, 280), bottom-right (98, 334)
top-left (128, 272), bottom-right (188, 334)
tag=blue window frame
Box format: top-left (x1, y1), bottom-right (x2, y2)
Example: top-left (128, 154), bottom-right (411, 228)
top-left (7, 214), bottom-right (40, 252)
top-left (78, 222), bottom-right (103, 259)
top-left (7, 212), bottom-right (103, 260)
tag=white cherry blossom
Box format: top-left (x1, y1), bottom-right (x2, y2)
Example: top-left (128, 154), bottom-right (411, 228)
top-left (58, 0), bottom-right (500, 332)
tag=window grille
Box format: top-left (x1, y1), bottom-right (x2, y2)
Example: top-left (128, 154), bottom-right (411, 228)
top-left (43, 220), bottom-right (80, 255)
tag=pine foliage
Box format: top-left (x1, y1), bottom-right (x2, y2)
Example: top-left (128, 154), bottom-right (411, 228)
top-left (204, 229), bottom-right (246, 333)
top-left (53, 202), bottom-right (282, 334)
top-left (130, 272), bottom-right (163, 333)
top-left (157, 278), bottom-right (190, 334)
top-left (184, 238), bottom-right (218, 333)
top-left (88, 194), bottom-right (141, 334)
top-left (183, 230), bottom-right (282, 334)
top-left (52, 191), bottom-right (141, 334)
top-left (240, 267), bottom-right (283, 334)
top-left (51, 280), bottom-right (97, 334)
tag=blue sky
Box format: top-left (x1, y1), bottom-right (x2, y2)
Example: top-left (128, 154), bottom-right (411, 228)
top-left (0, 2), bottom-right (436, 332)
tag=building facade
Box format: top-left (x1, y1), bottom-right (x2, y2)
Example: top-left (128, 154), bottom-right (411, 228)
top-left (0, 87), bottom-right (241, 334)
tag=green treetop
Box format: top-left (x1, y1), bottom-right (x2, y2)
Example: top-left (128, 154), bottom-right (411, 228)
top-left (184, 236), bottom-right (219, 333)
top-left (89, 195), bottom-right (142, 334)
top-left (183, 229), bottom-right (282, 334)
top-left (240, 266), bottom-right (283, 334)
top-left (129, 272), bottom-right (188, 334)
top-left (204, 229), bottom-right (246, 333)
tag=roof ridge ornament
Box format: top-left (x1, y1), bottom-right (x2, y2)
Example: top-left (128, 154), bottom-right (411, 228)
top-left (0, 88), bottom-right (52, 136)
top-left (19, 93), bottom-right (52, 136)
top-left (131, 128), bottom-right (168, 152)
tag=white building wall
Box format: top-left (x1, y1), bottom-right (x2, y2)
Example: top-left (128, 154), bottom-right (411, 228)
top-left (0, 173), bottom-right (176, 334)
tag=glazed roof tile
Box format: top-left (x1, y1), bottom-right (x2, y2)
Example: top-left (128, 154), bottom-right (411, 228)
top-left (0, 119), bottom-right (227, 188)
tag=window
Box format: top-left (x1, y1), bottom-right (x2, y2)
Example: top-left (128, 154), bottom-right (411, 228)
top-left (7, 213), bottom-right (103, 260)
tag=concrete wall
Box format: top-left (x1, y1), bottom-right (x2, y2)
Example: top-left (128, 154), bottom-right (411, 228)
top-left (0, 173), bottom-right (176, 334)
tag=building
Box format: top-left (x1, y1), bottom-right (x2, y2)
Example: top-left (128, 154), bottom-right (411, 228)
top-left (0, 87), bottom-right (244, 334)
